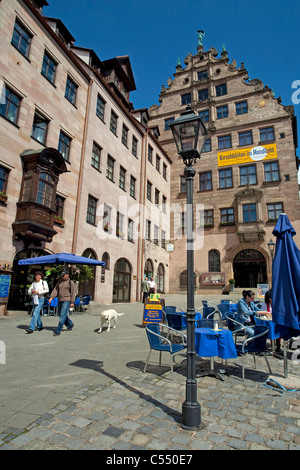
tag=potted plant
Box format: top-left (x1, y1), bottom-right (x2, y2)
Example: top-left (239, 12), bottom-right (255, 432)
top-left (104, 222), bottom-right (112, 233)
top-left (229, 278), bottom-right (235, 292)
top-left (0, 191), bottom-right (7, 203)
top-left (54, 215), bottom-right (65, 226)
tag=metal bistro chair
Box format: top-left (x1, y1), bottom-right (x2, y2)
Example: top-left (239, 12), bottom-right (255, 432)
top-left (163, 306), bottom-right (184, 315)
top-left (48, 297), bottom-right (58, 316)
top-left (234, 325), bottom-right (272, 381)
top-left (162, 306), bottom-right (184, 325)
top-left (78, 295), bottom-right (91, 313)
top-left (74, 297), bottom-right (81, 312)
top-left (144, 323), bottom-right (187, 380)
top-left (195, 307), bottom-right (221, 322)
top-left (217, 303), bottom-right (231, 321)
top-left (202, 306), bottom-right (216, 319)
top-left (225, 313), bottom-right (246, 344)
top-left (196, 318), bottom-right (223, 329)
top-left (165, 312), bottom-right (187, 331)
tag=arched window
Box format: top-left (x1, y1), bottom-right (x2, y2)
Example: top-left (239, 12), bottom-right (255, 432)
top-left (102, 252), bottom-right (110, 270)
top-left (144, 258), bottom-right (153, 280)
top-left (101, 252), bottom-right (110, 283)
top-left (209, 249), bottom-right (220, 272)
top-left (179, 270), bottom-right (197, 289)
top-left (113, 258), bottom-right (131, 302)
top-left (157, 263), bottom-right (165, 293)
top-left (78, 248), bottom-right (98, 299)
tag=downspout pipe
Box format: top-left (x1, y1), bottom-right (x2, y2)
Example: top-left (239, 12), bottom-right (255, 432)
top-left (72, 78), bottom-right (93, 253)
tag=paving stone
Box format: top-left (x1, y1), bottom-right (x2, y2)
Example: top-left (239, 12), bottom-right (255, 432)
top-left (102, 427), bottom-right (124, 438)
top-left (71, 417), bottom-right (92, 428)
top-left (1, 298), bottom-right (300, 451)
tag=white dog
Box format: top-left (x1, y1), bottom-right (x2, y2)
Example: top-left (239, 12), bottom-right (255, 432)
top-left (98, 309), bottom-right (125, 333)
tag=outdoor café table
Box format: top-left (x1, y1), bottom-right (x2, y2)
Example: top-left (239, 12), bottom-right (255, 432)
top-left (254, 316), bottom-right (300, 377)
top-left (255, 317), bottom-right (300, 353)
top-left (195, 327), bottom-right (237, 381)
top-left (254, 317), bottom-right (292, 341)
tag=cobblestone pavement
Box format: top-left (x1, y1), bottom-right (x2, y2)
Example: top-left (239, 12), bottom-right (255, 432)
top-left (0, 294), bottom-right (300, 451)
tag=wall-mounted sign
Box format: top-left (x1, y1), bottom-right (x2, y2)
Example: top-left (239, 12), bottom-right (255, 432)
top-left (257, 284), bottom-right (269, 300)
top-left (200, 273), bottom-right (225, 285)
top-left (218, 143), bottom-right (277, 167)
top-left (166, 243), bottom-right (175, 252)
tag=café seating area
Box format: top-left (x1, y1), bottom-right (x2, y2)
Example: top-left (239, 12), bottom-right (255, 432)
top-left (144, 299), bottom-right (291, 382)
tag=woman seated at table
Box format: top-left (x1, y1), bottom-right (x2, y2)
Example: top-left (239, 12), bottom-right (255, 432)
top-left (236, 289), bottom-right (271, 337)
top-left (261, 290), bottom-right (281, 352)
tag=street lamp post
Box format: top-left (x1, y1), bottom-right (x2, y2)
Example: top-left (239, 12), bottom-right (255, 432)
top-left (169, 105), bottom-right (208, 430)
top-left (268, 238), bottom-right (275, 261)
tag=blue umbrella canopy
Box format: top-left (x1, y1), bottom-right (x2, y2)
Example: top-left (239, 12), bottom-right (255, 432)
top-left (272, 214), bottom-right (300, 331)
top-left (18, 252), bottom-right (105, 266)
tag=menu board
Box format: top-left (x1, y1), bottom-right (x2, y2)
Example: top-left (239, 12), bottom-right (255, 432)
top-left (143, 298), bottom-right (165, 325)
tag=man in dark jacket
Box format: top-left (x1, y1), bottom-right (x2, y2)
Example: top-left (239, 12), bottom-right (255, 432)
top-left (49, 270), bottom-right (76, 336)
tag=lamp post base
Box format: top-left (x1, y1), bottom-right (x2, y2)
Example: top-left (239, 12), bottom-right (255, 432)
top-left (181, 403), bottom-right (204, 431)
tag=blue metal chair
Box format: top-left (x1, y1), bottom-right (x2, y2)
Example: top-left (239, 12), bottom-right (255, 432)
top-left (234, 325), bottom-right (272, 381)
top-left (163, 306), bottom-right (183, 314)
top-left (196, 318), bottom-right (223, 328)
top-left (78, 295), bottom-right (91, 313)
top-left (49, 297), bottom-right (58, 315)
top-left (165, 312), bottom-right (187, 331)
top-left (196, 318), bottom-right (214, 328)
top-left (144, 323), bottom-right (186, 380)
top-left (225, 313), bottom-right (246, 343)
top-left (217, 303), bottom-right (230, 320)
top-left (203, 306), bottom-right (216, 319)
top-left (74, 296), bottom-right (81, 312)
top-left (42, 297), bottom-right (50, 316)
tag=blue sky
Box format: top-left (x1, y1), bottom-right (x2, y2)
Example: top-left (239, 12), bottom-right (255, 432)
top-left (45, 0), bottom-right (300, 148)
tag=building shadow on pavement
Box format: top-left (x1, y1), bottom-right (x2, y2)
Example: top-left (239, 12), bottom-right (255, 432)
top-left (69, 359), bottom-right (182, 423)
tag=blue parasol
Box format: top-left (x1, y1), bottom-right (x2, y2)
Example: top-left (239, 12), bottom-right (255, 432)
top-left (272, 214), bottom-right (300, 331)
top-left (18, 252), bottom-right (105, 267)
top-left (272, 213), bottom-right (300, 378)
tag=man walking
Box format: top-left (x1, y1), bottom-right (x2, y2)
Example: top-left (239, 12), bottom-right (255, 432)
top-left (49, 270), bottom-right (76, 336)
top-left (141, 275), bottom-right (149, 303)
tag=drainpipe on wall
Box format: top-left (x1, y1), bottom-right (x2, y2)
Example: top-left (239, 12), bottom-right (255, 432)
top-left (136, 128), bottom-right (148, 301)
top-left (72, 78), bottom-right (93, 254)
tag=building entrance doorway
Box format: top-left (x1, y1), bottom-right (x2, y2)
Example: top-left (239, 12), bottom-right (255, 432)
top-left (77, 249), bottom-right (97, 300)
top-left (233, 249), bottom-right (267, 288)
top-left (113, 258), bottom-right (131, 303)
top-left (8, 249), bottom-right (53, 310)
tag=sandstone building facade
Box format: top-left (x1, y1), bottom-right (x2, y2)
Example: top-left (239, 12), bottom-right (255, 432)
top-left (148, 44), bottom-right (300, 294)
top-left (0, 0), bottom-right (171, 308)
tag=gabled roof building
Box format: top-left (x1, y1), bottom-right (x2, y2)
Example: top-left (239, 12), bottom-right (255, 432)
top-left (148, 41), bottom-right (299, 293)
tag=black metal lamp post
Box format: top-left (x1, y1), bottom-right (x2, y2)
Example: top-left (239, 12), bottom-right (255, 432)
top-left (169, 105), bottom-right (208, 430)
top-left (268, 238), bottom-right (275, 261)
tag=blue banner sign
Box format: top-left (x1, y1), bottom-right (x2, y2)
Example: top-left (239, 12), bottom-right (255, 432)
top-left (0, 275), bottom-right (11, 298)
